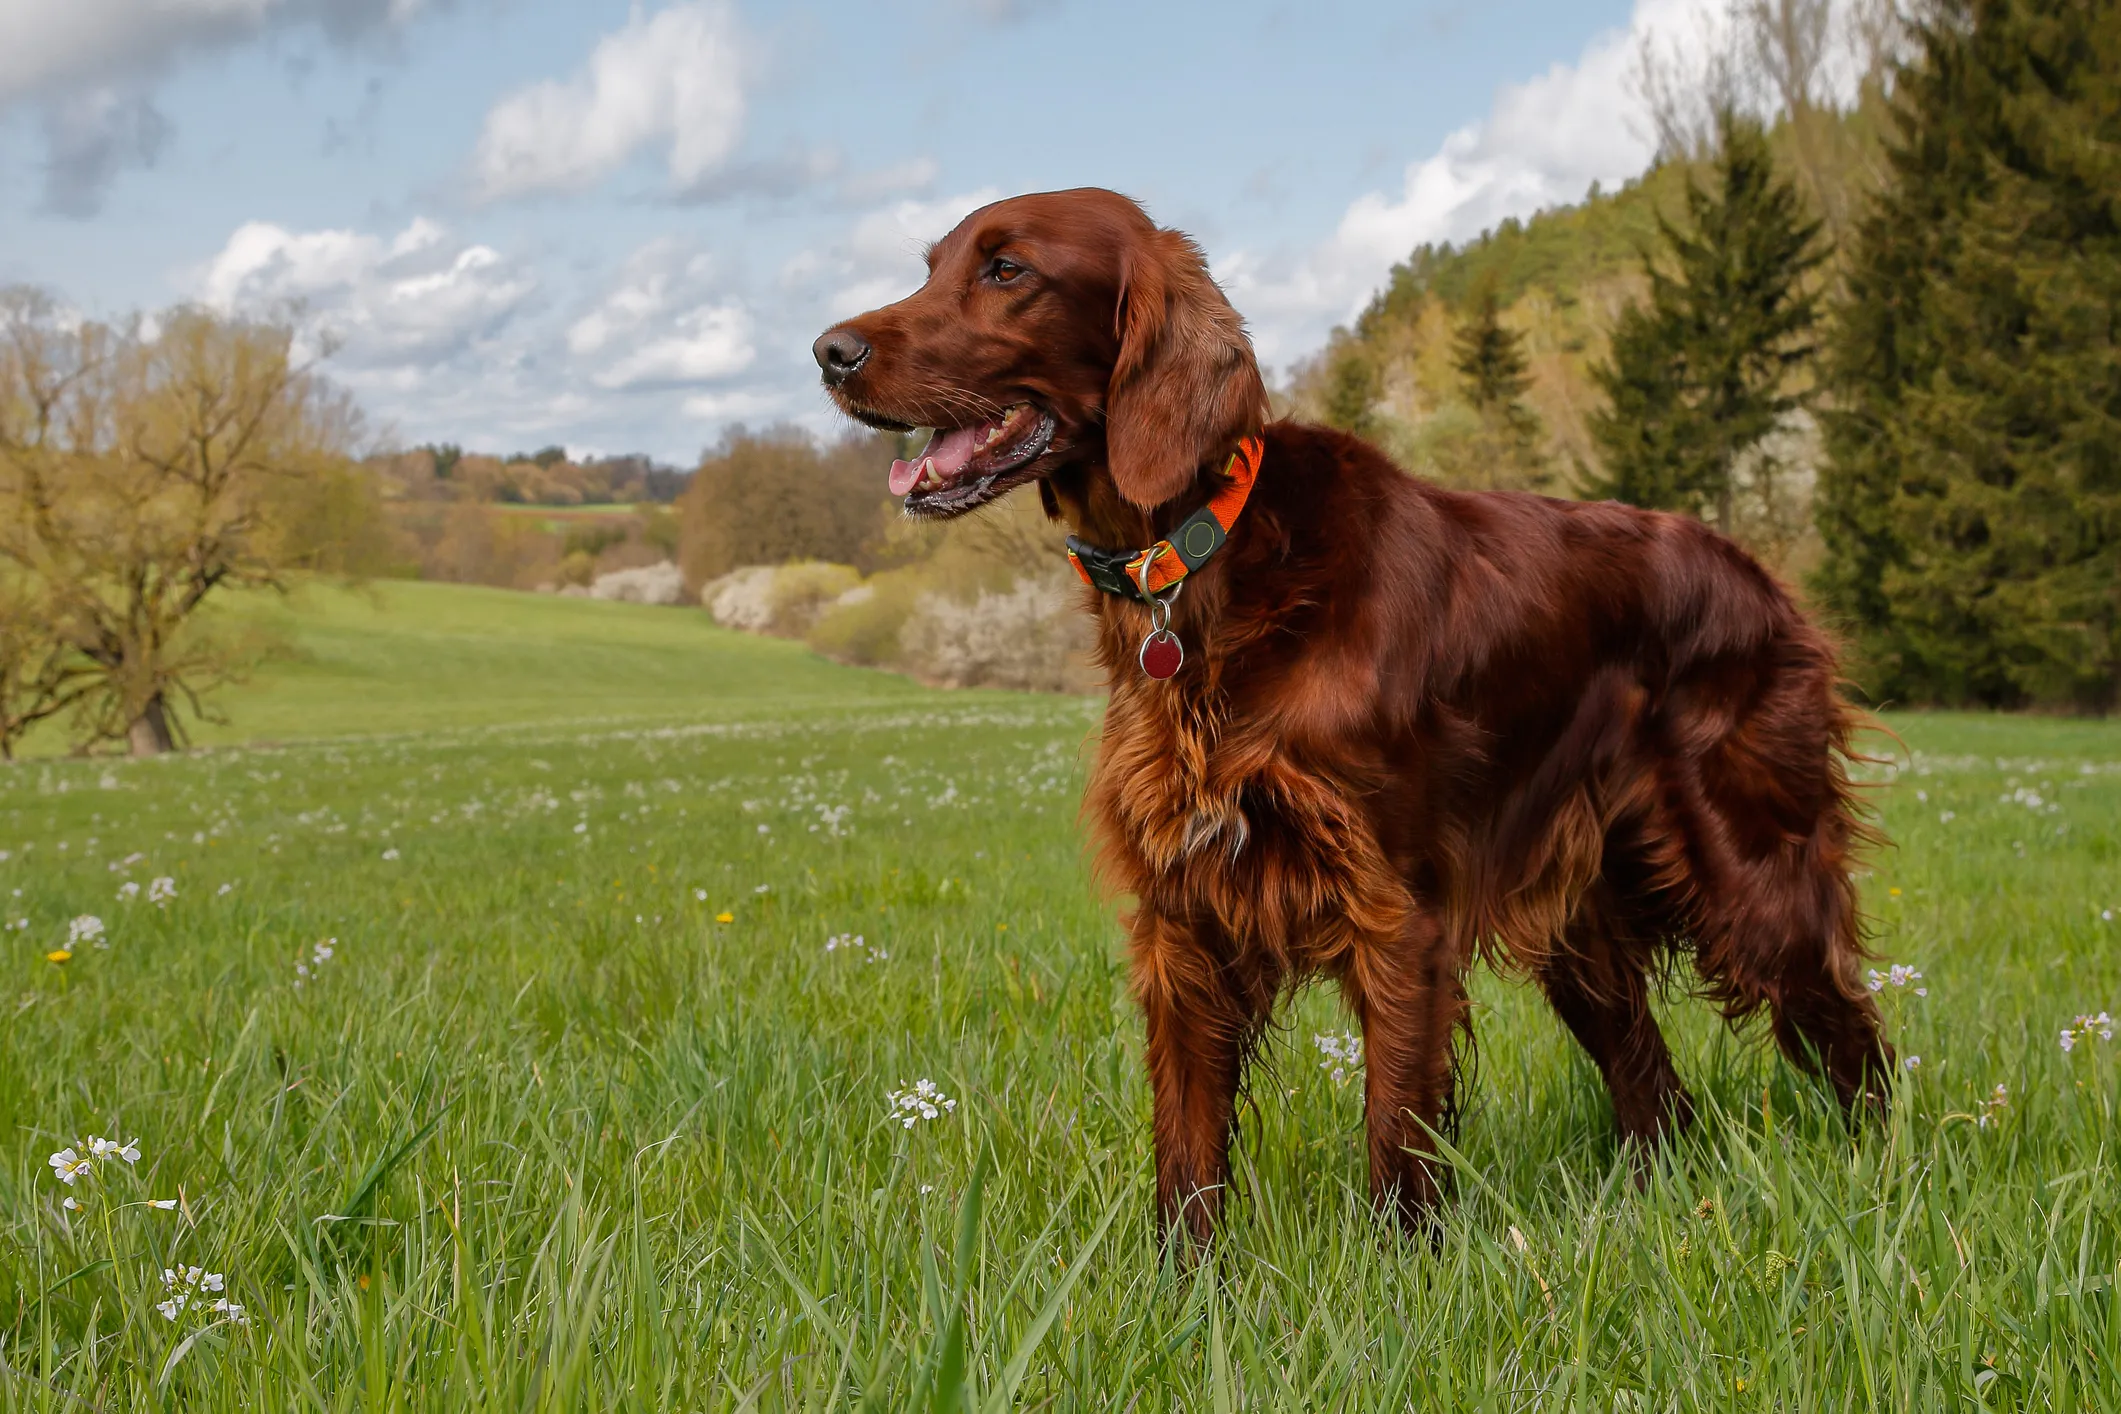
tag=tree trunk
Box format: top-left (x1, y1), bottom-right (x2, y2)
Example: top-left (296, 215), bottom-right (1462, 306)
top-left (128, 693), bottom-right (176, 756)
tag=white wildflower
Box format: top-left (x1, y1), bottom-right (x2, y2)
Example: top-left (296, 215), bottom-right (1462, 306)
top-left (86, 1135), bottom-right (140, 1164)
top-left (2061, 1011), bottom-right (2114, 1051)
top-left (381, 848), bottom-right (400, 861)
top-left (68, 915), bottom-right (105, 948)
top-left (1314, 1031), bottom-right (1365, 1086)
top-left (1867, 963), bottom-right (1925, 994)
top-left (116, 881), bottom-right (140, 902)
top-left (887, 1078), bottom-right (958, 1128)
top-left (49, 1148), bottom-right (90, 1184)
top-left (147, 876), bottom-right (175, 905)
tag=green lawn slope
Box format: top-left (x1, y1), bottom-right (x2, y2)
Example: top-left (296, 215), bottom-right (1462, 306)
top-left (171, 580), bottom-right (936, 748)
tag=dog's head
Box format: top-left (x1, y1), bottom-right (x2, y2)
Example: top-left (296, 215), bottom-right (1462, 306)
top-left (812, 188), bottom-right (1267, 521)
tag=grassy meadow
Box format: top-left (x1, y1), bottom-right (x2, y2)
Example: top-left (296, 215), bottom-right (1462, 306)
top-left (2, 584), bottom-right (2118, 1410)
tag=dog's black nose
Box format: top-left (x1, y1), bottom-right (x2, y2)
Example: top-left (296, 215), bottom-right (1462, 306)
top-left (812, 328), bottom-right (870, 387)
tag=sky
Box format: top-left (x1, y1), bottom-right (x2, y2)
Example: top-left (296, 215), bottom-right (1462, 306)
top-left (0, 0), bottom-right (1724, 464)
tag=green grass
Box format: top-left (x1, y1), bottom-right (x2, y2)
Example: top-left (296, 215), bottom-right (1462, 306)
top-left (2, 585), bottom-right (2118, 1409)
top-left (175, 581), bottom-right (930, 746)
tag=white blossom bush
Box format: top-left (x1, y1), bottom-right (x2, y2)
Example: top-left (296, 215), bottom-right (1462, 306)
top-left (898, 573), bottom-right (1093, 693)
top-left (590, 560), bottom-right (687, 605)
top-left (702, 562), bottom-right (861, 636)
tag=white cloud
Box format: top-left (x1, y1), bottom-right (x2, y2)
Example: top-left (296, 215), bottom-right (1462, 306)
top-left (837, 155), bottom-right (940, 206)
top-left (0, 0), bottom-right (433, 105)
top-left (567, 239), bottom-right (756, 389)
top-left (1222, 0), bottom-right (1726, 368)
top-left (819, 187), bottom-right (1000, 318)
top-left (0, 0), bottom-right (433, 216)
top-left (37, 87), bottom-right (171, 217)
top-left (198, 215), bottom-right (534, 367)
top-left (468, 1), bottom-right (744, 202)
top-left (586, 302), bottom-right (753, 389)
top-left (679, 388), bottom-right (785, 422)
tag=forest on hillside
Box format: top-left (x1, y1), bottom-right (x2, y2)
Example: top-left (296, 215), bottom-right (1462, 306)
top-left (1289, 0), bottom-right (2116, 712)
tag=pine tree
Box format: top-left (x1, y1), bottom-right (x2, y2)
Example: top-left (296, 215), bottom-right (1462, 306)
top-left (1587, 109), bottom-right (1828, 537)
top-left (1817, 0), bottom-right (2121, 710)
top-left (1452, 280), bottom-right (1534, 424)
top-left (1318, 332), bottom-right (1383, 442)
top-left (1451, 280), bottom-right (1547, 488)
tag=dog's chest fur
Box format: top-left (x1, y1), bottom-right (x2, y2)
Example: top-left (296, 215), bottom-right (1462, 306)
top-left (1088, 673), bottom-right (1411, 974)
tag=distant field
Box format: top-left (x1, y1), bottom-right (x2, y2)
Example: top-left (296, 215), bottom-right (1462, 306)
top-left (1, 584), bottom-right (2117, 1408)
top-left (489, 501), bottom-right (645, 522)
top-left (18, 580), bottom-right (929, 753)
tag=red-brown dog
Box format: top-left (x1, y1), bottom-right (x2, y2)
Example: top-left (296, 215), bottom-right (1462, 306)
top-left (814, 187), bottom-right (1890, 1245)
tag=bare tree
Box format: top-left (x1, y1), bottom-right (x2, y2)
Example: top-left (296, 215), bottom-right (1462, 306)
top-left (1629, 4), bottom-right (1746, 162)
top-left (0, 579), bottom-right (88, 759)
top-left (0, 291), bottom-right (357, 755)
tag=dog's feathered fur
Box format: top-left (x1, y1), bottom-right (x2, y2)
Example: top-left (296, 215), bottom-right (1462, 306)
top-left (822, 188), bottom-right (1891, 1244)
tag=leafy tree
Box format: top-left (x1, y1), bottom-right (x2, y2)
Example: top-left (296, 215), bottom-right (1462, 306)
top-left (1817, 0), bottom-right (2120, 710)
top-left (677, 426), bottom-right (905, 588)
top-left (1587, 109), bottom-right (1828, 539)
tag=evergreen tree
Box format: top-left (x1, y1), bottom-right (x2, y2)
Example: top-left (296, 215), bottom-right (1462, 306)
top-left (1318, 332), bottom-right (1384, 442)
top-left (1587, 109), bottom-right (1828, 536)
top-left (1452, 280), bottom-right (1535, 424)
top-left (1451, 279), bottom-right (1548, 489)
top-left (1817, 0), bottom-right (2120, 710)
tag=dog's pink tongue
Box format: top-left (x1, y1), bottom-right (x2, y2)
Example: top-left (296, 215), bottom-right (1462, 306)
top-left (886, 423), bottom-right (988, 496)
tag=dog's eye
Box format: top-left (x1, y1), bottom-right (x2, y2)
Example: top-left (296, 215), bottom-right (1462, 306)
top-left (988, 258), bottom-right (1026, 284)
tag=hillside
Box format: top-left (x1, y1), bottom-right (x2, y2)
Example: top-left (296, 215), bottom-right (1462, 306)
top-left (14, 581), bottom-right (937, 753)
top-left (1288, 103), bottom-right (1885, 580)
top-left (1286, 163), bottom-right (1694, 490)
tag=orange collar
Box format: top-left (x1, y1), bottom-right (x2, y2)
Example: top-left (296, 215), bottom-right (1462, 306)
top-left (1066, 433), bottom-right (1264, 601)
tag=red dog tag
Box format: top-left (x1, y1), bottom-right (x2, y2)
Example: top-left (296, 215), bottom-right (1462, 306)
top-left (1139, 630), bottom-right (1183, 680)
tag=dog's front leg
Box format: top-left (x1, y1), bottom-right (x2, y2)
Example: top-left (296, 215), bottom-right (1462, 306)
top-left (1132, 910), bottom-right (1249, 1250)
top-left (1347, 910), bottom-right (1467, 1233)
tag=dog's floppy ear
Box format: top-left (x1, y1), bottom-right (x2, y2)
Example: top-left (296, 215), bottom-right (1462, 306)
top-left (1106, 227), bottom-right (1267, 510)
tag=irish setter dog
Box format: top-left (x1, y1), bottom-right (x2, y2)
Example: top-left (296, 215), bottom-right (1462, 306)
top-left (814, 187), bottom-right (1891, 1245)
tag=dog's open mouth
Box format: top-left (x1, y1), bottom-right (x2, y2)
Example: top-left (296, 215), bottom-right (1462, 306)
top-left (889, 403), bottom-right (1055, 516)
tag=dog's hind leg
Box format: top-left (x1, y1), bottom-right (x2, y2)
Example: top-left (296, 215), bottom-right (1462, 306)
top-left (1538, 887), bottom-right (1694, 1146)
top-left (1656, 685), bottom-right (1895, 1114)
top-left (1701, 849), bottom-right (1894, 1114)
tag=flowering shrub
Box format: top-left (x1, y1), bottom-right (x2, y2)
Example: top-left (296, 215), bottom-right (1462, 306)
top-left (702, 561), bottom-right (862, 637)
top-left (898, 574), bottom-right (1094, 693)
top-left (590, 560), bottom-right (687, 605)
